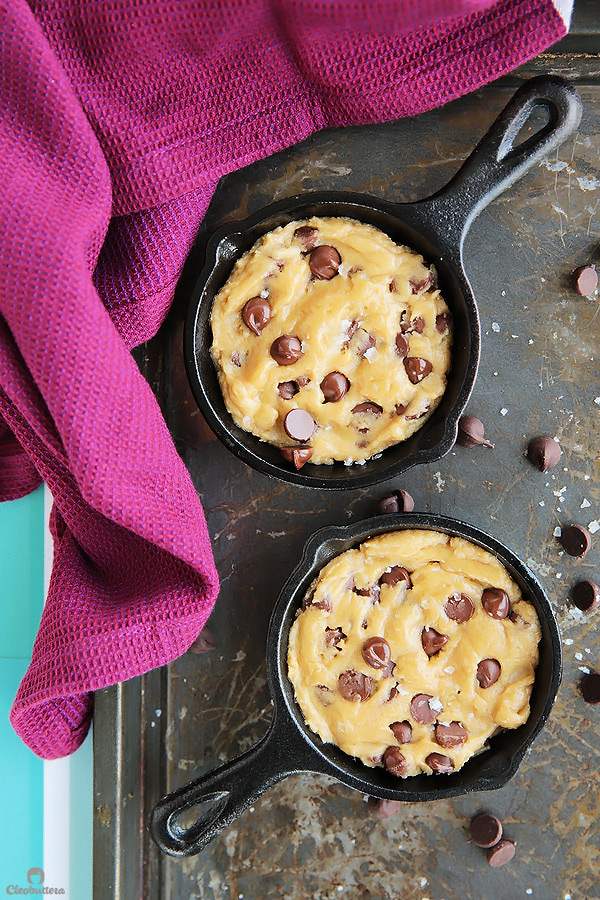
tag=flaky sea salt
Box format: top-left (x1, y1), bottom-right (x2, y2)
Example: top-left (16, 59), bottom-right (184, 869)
top-left (492, 322), bottom-right (501, 332)
top-left (500, 407), bottom-right (508, 416)
top-left (588, 520), bottom-right (600, 534)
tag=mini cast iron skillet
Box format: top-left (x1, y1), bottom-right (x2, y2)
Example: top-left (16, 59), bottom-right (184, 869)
top-left (184, 76), bottom-right (581, 489)
top-left (150, 513), bottom-right (562, 857)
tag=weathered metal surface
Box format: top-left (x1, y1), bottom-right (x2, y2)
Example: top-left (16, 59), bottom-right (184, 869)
top-left (94, 23), bottom-right (600, 900)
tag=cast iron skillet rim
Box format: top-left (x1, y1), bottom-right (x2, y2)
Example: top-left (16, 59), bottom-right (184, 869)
top-left (269, 512), bottom-right (562, 802)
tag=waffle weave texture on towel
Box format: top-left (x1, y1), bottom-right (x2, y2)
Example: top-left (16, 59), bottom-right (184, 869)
top-left (0, 0), bottom-right (569, 758)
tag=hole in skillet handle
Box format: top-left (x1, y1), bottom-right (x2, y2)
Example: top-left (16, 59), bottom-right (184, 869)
top-left (169, 791), bottom-right (229, 842)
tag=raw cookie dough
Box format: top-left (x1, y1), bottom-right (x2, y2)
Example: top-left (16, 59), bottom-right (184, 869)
top-left (210, 217), bottom-right (452, 465)
top-left (287, 530), bottom-right (541, 777)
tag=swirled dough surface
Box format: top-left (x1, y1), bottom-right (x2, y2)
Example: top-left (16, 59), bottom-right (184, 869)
top-left (287, 530), bottom-right (541, 777)
top-left (210, 217), bottom-right (452, 465)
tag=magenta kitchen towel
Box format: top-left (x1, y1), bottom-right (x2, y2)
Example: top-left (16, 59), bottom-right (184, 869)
top-left (0, 0), bottom-right (571, 759)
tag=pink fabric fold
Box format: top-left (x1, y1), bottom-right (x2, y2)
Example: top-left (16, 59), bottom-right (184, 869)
top-left (0, 0), bottom-right (568, 758)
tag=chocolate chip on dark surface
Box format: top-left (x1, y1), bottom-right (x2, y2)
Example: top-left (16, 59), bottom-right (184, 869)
top-left (470, 813), bottom-right (503, 848)
top-left (280, 447), bottom-right (313, 469)
top-left (390, 720), bottom-right (412, 743)
top-left (320, 371), bottom-right (349, 402)
top-left (476, 658), bottom-right (501, 688)
top-left (277, 380), bottom-right (299, 400)
top-left (270, 334), bottom-right (303, 365)
top-left (397, 489), bottom-right (415, 512)
top-left (457, 415), bottom-right (494, 449)
top-left (527, 435), bottom-right (562, 472)
top-left (573, 263), bottom-right (598, 296)
top-left (581, 671), bottom-right (600, 704)
top-left (283, 408), bottom-right (315, 442)
top-left (383, 746), bottom-right (408, 776)
top-left (572, 579), bottom-right (600, 612)
top-left (487, 839), bottom-right (517, 867)
top-left (481, 587), bottom-right (510, 619)
top-left (378, 494), bottom-right (401, 514)
top-left (435, 721), bottom-right (468, 748)
top-left (362, 636), bottom-right (392, 670)
top-left (380, 565), bottom-right (412, 588)
top-left (241, 295), bottom-right (271, 335)
top-left (421, 627), bottom-right (448, 657)
top-left (395, 332), bottom-right (410, 358)
top-left (309, 244), bottom-right (341, 279)
top-left (425, 752), bottom-right (454, 773)
top-left (338, 670), bottom-right (373, 701)
top-left (324, 626), bottom-right (346, 649)
top-left (367, 797), bottom-right (402, 820)
top-left (403, 357), bottom-right (432, 384)
top-left (436, 312), bottom-right (450, 333)
top-left (352, 401), bottom-right (383, 416)
top-left (410, 693), bottom-right (440, 724)
top-left (189, 626), bottom-right (215, 654)
top-left (293, 224), bottom-right (319, 252)
top-left (560, 523), bottom-right (592, 558)
top-left (444, 592), bottom-right (475, 623)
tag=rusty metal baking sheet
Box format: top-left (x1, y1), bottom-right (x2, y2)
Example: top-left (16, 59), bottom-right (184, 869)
top-left (94, 37), bottom-right (600, 900)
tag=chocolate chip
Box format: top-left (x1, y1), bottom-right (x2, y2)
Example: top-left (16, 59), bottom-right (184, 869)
top-left (410, 693), bottom-right (440, 724)
top-left (296, 375), bottom-right (311, 387)
top-left (315, 684), bottom-right (333, 705)
top-left (379, 566), bottom-right (412, 588)
top-left (409, 271), bottom-right (436, 293)
top-left (403, 357), bottom-right (432, 384)
top-left (527, 435), bottom-right (561, 472)
top-left (476, 658), bottom-right (501, 688)
top-left (189, 626), bottom-right (215, 654)
top-left (573, 263), bottom-right (598, 296)
top-left (421, 627), bottom-right (448, 657)
top-left (352, 401), bottom-right (383, 416)
top-left (389, 279), bottom-right (398, 293)
top-left (309, 245), bottom-right (341, 280)
top-left (383, 746), bottom-right (408, 776)
top-left (481, 587), bottom-right (510, 619)
top-left (401, 316), bottom-right (425, 335)
top-left (367, 797), bottom-right (402, 820)
top-left (338, 670), bottom-right (373, 701)
top-left (270, 334), bottom-right (303, 365)
top-left (293, 225), bottom-right (319, 252)
top-left (395, 332), bottom-right (410, 358)
top-left (361, 636), bottom-right (392, 670)
top-left (351, 329), bottom-right (376, 357)
top-left (355, 584), bottom-right (381, 603)
top-left (487, 839), bottom-right (516, 867)
top-left (283, 409), bottom-right (315, 442)
top-left (425, 752), bottom-right (454, 773)
top-left (394, 403), bottom-right (407, 416)
top-left (320, 371), bottom-right (349, 402)
top-left (572, 579), bottom-right (600, 612)
top-left (581, 671), bottom-right (600, 704)
top-left (444, 592), bottom-right (475, 623)
top-left (405, 403), bottom-right (430, 421)
top-left (435, 721), bottom-right (467, 748)
top-left (560, 524), bottom-right (591, 558)
top-left (278, 380), bottom-right (299, 400)
top-left (390, 720), bottom-right (412, 743)
top-left (325, 627), bottom-right (346, 649)
top-left (231, 350), bottom-right (242, 367)
top-left (242, 295), bottom-right (271, 335)
top-left (457, 415), bottom-right (494, 449)
top-left (377, 490), bottom-right (414, 515)
top-left (436, 312), bottom-right (450, 333)
top-left (470, 813), bottom-right (503, 848)
top-left (280, 447), bottom-right (313, 469)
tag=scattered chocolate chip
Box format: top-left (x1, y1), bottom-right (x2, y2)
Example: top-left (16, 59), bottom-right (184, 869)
top-left (325, 627), bottom-right (346, 649)
top-left (383, 746), bottom-right (408, 776)
top-left (283, 409), bottom-right (315, 442)
top-left (293, 225), bottom-right (319, 251)
top-left (405, 403), bottom-right (430, 421)
top-left (270, 334), bottom-right (303, 365)
top-left (394, 403), bottom-right (407, 416)
top-left (435, 721), bottom-right (468, 748)
top-left (278, 380), bottom-right (299, 400)
top-left (444, 592), bottom-right (475, 623)
top-left (338, 670), bottom-right (373, 701)
top-left (376, 490), bottom-right (414, 515)
top-left (280, 447), bottom-right (313, 469)
top-left (457, 415), bottom-right (494, 449)
top-left (380, 566), bottom-right (412, 588)
top-left (231, 350), bottom-right (242, 367)
top-left (389, 279), bottom-right (398, 293)
top-left (470, 813), bottom-right (503, 848)
top-left (367, 797), bottom-right (402, 820)
top-left (320, 371), bottom-right (349, 402)
top-left (315, 684), bottom-right (333, 706)
top-left (560, 523), bottom-right (591, 558)
top-left (410, 693), bottom-right (440, 725)
top-left (581, 671), bottom-right (600, 704)
top-left (387, 684), bottom-right (400, 702)
top-left (476, 658), bottom-right (502, 688)
top-left (355, 584), bottom-right (381, 604)
top-left (361, 636), bottom-right (392, 670)
top-left (425, 752), bottom-right (454, 773)
top-left (409, 270), bottom-right (436, 293)
top-left (527, 435), bottom-right (562, 472)
top-left (189, 626), bottom-right (215, 654)
top-left (572, 579), bottom-right (600, 612)
top-left (241, 295), bottom-right (272, 335)
top-left (296, 375), bottom-right (311, 387)
top-left (309, 245), bottom-right (341, 279)
top-left (352, 329), bottom-right (376, 357)
top-left (401, 316), bottom-right (425, 334)
top-left (421, 627), bottom-right (448, 657)
top-left (404, 357), bottom-right (432, 384)
top-left (481, 587), bottom-right (510, 619)
top-left (487, 839), bottom-right (516, 867)
top-left (508, 609), bottom-right (530, 627)
top-left (435, 312), bottom-right (450, 333)
top-left (395, 332), bottom-right (410, 358)
top-left (352, 401), bottom-right (383, 416)
top-left (573, 263), bottom-right (598, 296)
top-left (390, 720), bottom-right (412, 743)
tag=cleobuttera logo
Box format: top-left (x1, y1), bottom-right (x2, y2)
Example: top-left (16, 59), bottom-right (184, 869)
top-left (5, 867), bottom-right (65, 895)
top-left (27, 872), bottom-right (44, 886)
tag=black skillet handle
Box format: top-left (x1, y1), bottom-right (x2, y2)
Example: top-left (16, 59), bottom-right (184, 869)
top-left (150, 714), bottom-right (323, 857)
top-left (414, 76), bottom-right (582, 253)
